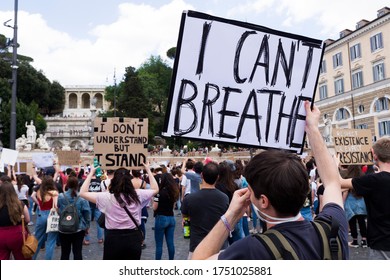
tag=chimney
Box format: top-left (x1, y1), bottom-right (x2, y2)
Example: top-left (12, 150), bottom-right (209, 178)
top-left (339, 29), bottom-right (353, 38)
top-left (356, 19), bottom-right (369, 29)
top-left (324, 39), bottom-right (335, 46)
top-left (377, 7), bottom-right (390, 18)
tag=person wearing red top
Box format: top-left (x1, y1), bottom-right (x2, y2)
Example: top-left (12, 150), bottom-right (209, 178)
top-left (0, 182), bottom-right (31, 260)
top-left (31, 166), bottom-right (59, 260)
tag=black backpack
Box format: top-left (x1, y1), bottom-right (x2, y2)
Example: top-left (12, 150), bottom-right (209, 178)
top-left (59, 194), bottom-right (80, 234)
top-left (254, 217), bottom-right (342, 260)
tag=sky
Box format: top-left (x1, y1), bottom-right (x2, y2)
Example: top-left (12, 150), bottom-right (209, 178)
top-left (0, 0), bottom-right (388, 86)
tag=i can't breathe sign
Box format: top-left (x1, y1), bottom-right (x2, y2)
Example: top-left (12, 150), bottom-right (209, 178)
top-left (163, 11), bottom-right (324, 153)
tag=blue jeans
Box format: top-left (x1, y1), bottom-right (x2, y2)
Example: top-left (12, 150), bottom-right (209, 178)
top-left (85, 207), bottom-right (104, 241)
top-left (251, 204), bottom-right (257, 228)
top-left (300, 206), bottom-right (313, 221)
top-left (229, 218), bottom-right (245, 244)
top-left (33, 209), bottom-right (58, 260)
top-left (154, 215), bottom-right (175, 260)
top-left (242, 217), bottom-right (250, 236)
top-left (28, 197), bottom-right (33, 219)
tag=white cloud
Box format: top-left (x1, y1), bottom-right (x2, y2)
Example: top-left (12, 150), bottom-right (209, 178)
top-left (227, 0), bottom-right (276, 17)
top-left (2, 0), bottom-right (389, 85)
top-left (225, 0), bottom-right (389, 38)
top-left (1, 0), bottom-right (193, 85)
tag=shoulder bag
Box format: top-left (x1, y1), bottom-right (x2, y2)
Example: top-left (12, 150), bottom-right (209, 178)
top-left (115, 195), bottom-right (144, 240)
top-left (46, 199), bottom-right (59, 233)
top-left (21, 215), bottom-right (38, 259)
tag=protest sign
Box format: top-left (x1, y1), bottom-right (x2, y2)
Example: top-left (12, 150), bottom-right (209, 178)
top-left (56, 150), bottom-right (81, 166)
top-left (333, 129), bottom-right (373, 165)
top-left (163, 11), bottom-right (324, 153)
top-left (94, 117), bottom-right (148, 170)
top-left (32, 152), bottom-right (55, 168)
top-left (0, 148), bottom-right (19, 166)
top-left (14, 161), bottom-right (29, 174)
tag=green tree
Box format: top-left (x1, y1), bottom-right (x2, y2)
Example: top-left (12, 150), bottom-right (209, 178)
top-left (137, 56), bottom-right (172, 141)
top-left (118, 66), bottom-right (151, 118)
top-left (0, 100), bottom-right (46, 148)
top-left (137, 55), bottom-right (172, 114)
top-left (166, 47), bottom-right (176, 60)
top-left (41, 81), bottom-right (65, 115)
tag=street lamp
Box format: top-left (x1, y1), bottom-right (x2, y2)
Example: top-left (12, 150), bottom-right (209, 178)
top-left (113, 68), bottom-right (117, 117)
top-left (4, 0), bottom-right (19, 149)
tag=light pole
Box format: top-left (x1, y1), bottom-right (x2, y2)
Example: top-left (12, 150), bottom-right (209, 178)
top-left (7, 0), bottom-right (18, 149)
top-left (113, 68), bottom-right (117, 117)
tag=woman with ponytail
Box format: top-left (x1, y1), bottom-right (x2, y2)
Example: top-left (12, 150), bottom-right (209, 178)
top-left (80, 161), bottom-right (158, 260)
top-left (57, 176), bottom-right (91, 259)
top-left (153, 172), bottom-right (180, 260)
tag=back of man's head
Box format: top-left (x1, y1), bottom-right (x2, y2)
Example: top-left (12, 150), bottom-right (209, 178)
top-left (373, 136), bottom-right (390, 163)
top-left (194, 161), bottom-right (204, 174)
top-left (202, 162), bottom-right (219, 185)
top-left (244, 150), bottom-right (309, 216)
top-left (186, 159), bottom-right (195, 170)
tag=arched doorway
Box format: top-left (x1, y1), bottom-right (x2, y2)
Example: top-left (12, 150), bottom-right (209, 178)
top-left (82, 93), bottom-right (90, 108)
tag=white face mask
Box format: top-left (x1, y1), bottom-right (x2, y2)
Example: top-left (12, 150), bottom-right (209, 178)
top-left (252, 203), bottom-right (302, 225)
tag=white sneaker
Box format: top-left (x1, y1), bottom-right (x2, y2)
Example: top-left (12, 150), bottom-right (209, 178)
top-left (249, 229), bottom-right (258, 234)
top-left (28, 222), bottom-right (34, 226)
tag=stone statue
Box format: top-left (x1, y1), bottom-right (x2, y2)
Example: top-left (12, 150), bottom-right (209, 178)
top-left (36, 134), bottom-right (50, 150)
top-left (211, 144), bottom-right (221, 152)
top-left (25, 120), bottom-right (37, 144)
top-left (15, 134), bottom-right (27, 151)
top-left (162, 145), bottom-right (172, 156)
top-left (323, 117), bottom-right (332, 143)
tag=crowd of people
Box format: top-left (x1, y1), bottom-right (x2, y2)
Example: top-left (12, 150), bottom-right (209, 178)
top-left (0, 102), bottom-right (390, 260)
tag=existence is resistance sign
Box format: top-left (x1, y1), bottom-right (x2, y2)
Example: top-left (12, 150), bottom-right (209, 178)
top-left (163, 11), bottom-right (324, 153)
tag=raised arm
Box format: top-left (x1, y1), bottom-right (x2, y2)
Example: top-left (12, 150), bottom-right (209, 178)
top-left (79, 165), bottom-right (98, 204)
top-left (304, 101), bottom-right (343, 209)
top-left (143, 162), bottom-right (159, 196)
top-left (31, 166), bottom-right (42, 185)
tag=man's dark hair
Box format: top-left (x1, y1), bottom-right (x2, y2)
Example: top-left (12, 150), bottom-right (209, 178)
top-left (194, 161), bottom-right (204, 174)
top-left (244, 150), bottom-right (309, 216)
top-left (202, 162), bottom-right (219, 185)
top-left (185, 159), bottom-right (195, 170)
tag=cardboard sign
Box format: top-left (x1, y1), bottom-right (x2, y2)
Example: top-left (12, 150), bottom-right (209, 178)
top-left (333, 129), bottom-right (373, 165)
top-left (56, 150), bottom-right (81, 166)
top-left (0, 148), bottom-right (19, 166)
top-left (94, 117), bottom-right (148, 170)
top-left (163, 11), bottom-right (324, 153)
top-left (14, 162), bottom-right (29, 174)
top-left (32, 153), bottom-right (55, 168)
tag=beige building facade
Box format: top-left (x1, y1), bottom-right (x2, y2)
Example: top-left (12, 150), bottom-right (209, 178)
top-left (315, 7), bottom-right (390, 141)
top-left (44, 85), bottom-right (110, 151)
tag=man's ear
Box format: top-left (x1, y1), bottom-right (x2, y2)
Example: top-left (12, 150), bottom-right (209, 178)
top-left (259, 194), bottom-right (269, 209)
top-left (371, 148), bottom-right (378, 161)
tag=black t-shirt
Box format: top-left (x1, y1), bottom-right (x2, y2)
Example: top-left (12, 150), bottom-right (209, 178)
top-left (0, 205), bottom-right (22, 227)
top-left (88, 178), bottom-right (102, 209)
top-left (154, 188), bottom-right (175, 217)
top-left (219, 203), bottom-right (349, 260)
top-left (215, 183), bottom-right (234, 202)
top-left (181, 188), bottom-right (229, 252)
top-left (315, 184), bottom-right (325, 215)
top-left (352, 171), bottom-right (390, 250)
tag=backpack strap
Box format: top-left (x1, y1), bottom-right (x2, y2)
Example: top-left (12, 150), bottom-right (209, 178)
top-left (254, 229), bottom-right (299, 260)
top-left (62, 192), bottom-right (79, 206)
top-left (312, 218), bottom-right (342, 260)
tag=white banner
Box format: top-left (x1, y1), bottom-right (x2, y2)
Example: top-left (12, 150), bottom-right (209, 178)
top-left (164, 11), bottom-right (324, 153)
top-left (32, 152), bottom-right (55, 168)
